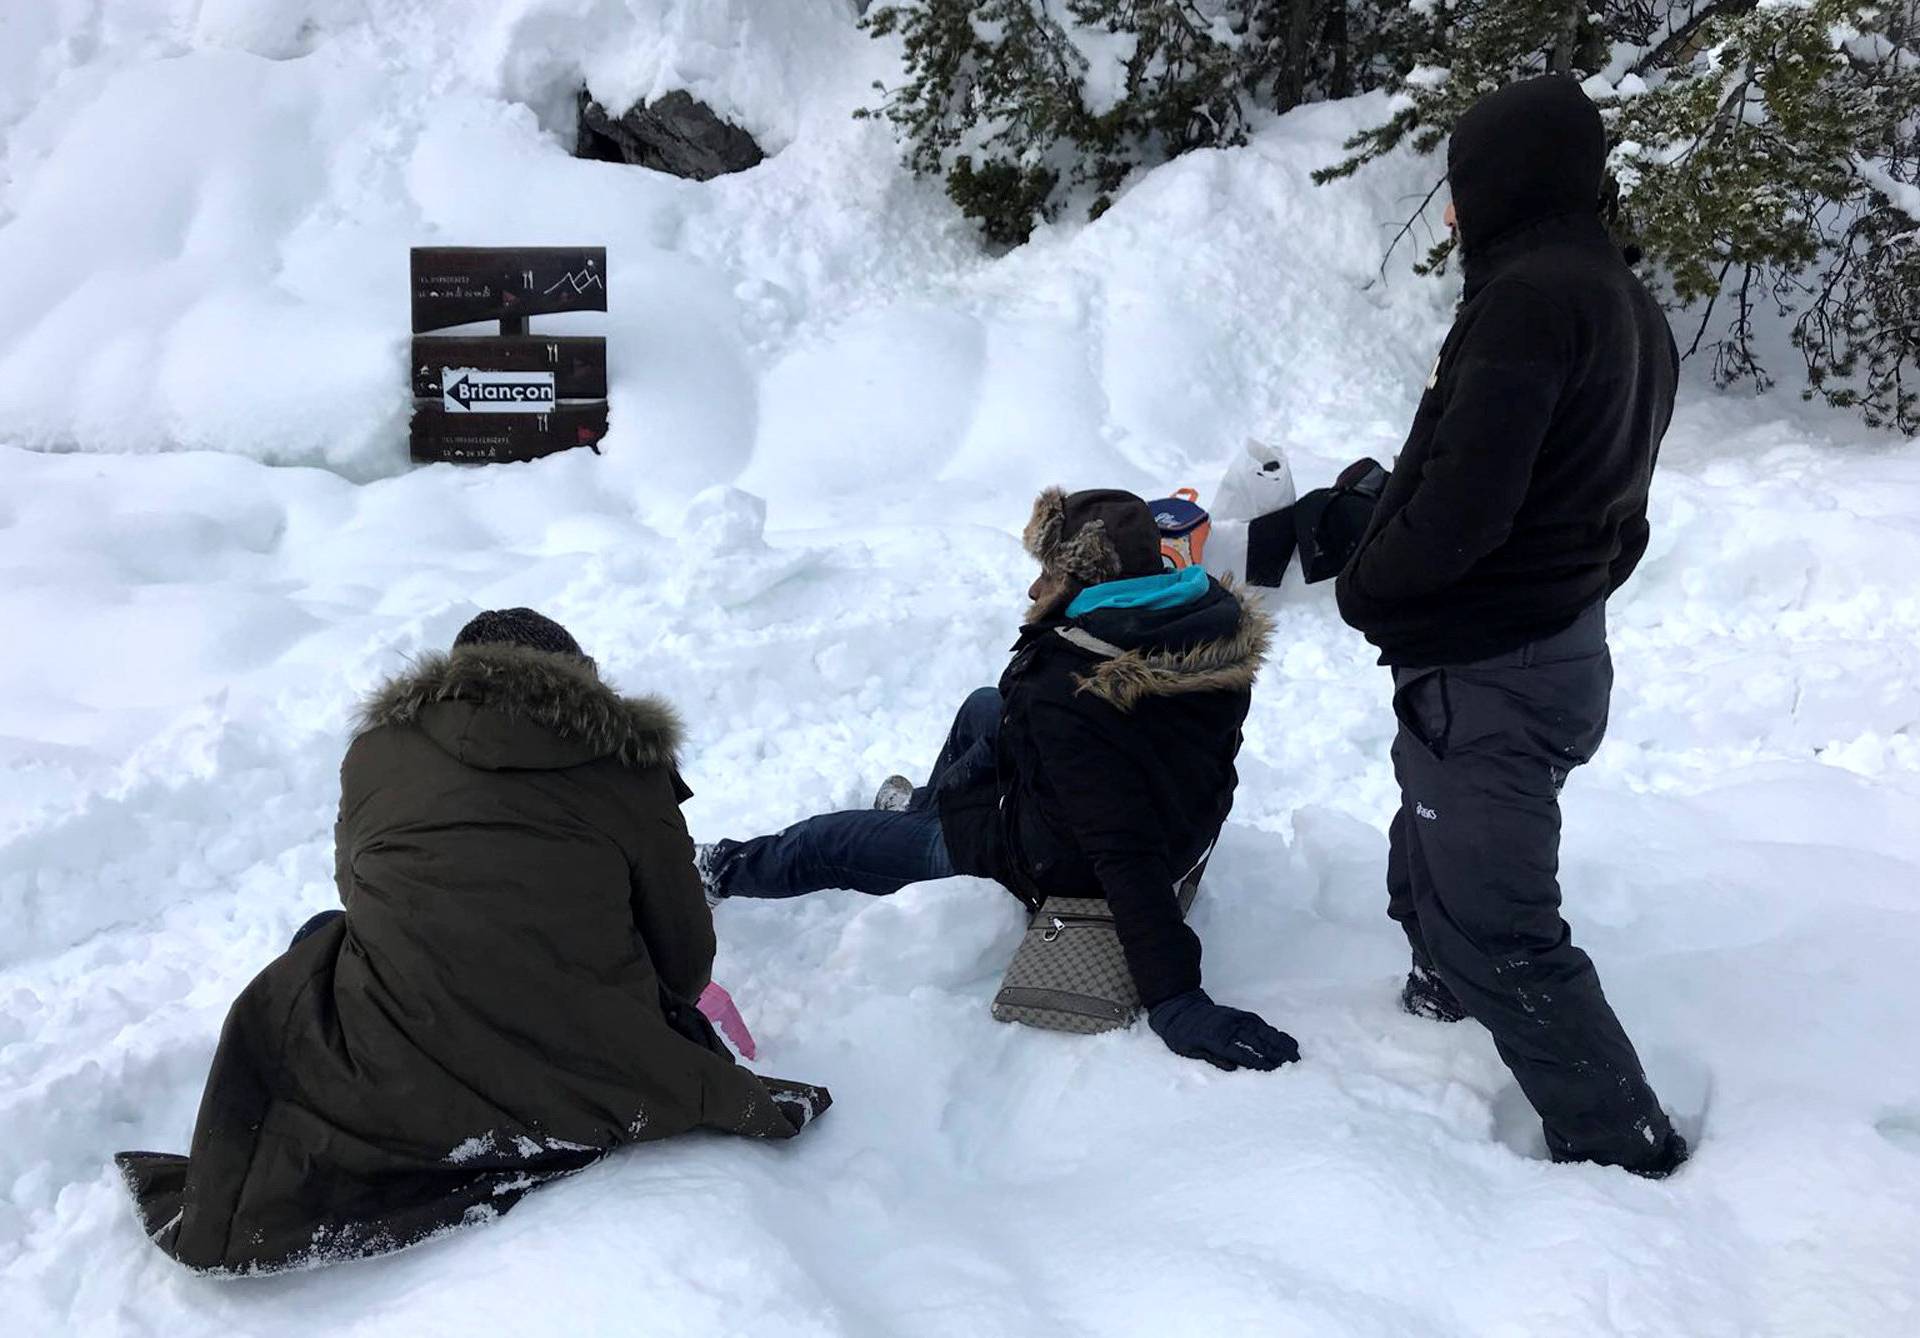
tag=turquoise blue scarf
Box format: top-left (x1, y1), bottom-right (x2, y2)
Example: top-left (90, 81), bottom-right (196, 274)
top-left (1066, 564), bottom-right (1210, 619)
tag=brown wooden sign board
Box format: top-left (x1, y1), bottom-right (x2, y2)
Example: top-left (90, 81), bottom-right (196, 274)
top-left (410, 401), bottom-right (609, 464)
top-left (411, 247), bottom-right (608, 334)
top-left (411, 336), bottom-right (607, 400)
top-left (408, 246), bottom-right (610, 464)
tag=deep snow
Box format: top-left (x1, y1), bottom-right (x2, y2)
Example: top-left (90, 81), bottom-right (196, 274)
top-left (3, 3), bottom-right (1920, 1336)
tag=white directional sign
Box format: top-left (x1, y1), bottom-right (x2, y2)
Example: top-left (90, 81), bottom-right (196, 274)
top-left (441, 368), bottom-right (557, 414)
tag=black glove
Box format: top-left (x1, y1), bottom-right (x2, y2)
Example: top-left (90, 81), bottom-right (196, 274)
top-left (659, 987), bottom-right (727, 1056)
top-left (1148, 988), bottom-right (1300, 1072)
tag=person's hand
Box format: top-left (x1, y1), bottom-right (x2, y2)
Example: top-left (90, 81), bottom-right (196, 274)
top-left (1147, 988), bottom-right (1300, 1072)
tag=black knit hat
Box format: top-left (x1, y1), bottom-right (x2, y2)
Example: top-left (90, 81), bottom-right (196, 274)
top-left (1023, 487), bottom-right (1164, 584)
top-left (452, 608), bottom-right (584, 658)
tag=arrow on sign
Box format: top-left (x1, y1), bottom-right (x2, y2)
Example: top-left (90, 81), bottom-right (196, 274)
top-left (440, 367), bottom-right (557, 414)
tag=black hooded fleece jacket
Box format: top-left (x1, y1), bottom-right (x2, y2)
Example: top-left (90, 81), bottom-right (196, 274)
top-left (1335, 75), bottom-right (1679, 667)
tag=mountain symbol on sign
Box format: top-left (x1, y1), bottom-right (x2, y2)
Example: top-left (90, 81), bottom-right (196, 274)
top-left (543, 268), bottom-right (604, 297)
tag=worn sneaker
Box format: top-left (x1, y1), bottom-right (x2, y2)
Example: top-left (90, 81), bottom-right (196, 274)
top-left (872, 775), bottom-right (915, 812)
top-left (1401, 962), bottom-right (1469, 1023)
top-left (694, 841), bottom-right (739, 907)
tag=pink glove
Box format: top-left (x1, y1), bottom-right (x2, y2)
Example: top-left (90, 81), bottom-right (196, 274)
top-left (697, 981), bottom-right (757, 1059)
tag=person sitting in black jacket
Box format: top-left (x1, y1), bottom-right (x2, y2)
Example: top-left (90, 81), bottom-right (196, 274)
top-left (1334, 75), bottom-right (1686, 1177)
top-left (699, 488), bottom-right (1298, 1072)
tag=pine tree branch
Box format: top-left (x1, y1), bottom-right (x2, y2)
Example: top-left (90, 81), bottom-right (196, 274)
top-left (1685, 257), bottom-right (1736, 359)
top-left (1630, 0), bottom-right (1758, 76)
top-left (1374, 173), bottom-right (1451, 281)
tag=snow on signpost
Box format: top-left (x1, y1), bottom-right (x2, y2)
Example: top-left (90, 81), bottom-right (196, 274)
top-left (409, 247), bottom-right (610, 463)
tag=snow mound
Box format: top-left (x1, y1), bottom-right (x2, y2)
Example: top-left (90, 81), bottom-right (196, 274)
top-left (0, 1), bottom-right (1446, 493)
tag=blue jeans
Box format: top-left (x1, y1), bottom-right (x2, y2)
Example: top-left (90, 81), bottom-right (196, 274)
top-left (722, 687), bottom-right (1002, 899)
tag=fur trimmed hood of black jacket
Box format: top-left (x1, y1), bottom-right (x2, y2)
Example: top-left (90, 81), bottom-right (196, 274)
top-left (1067, 582), bottom-right (1273, 712)
top-left (358, 643), bottom-right (682, 771)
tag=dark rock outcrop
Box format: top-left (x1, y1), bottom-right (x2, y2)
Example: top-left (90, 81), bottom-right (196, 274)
top-left (575, 89), bottom-right (765, 181)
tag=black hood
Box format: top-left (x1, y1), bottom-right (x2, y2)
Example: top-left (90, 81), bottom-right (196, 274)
top-left (1449, 75), bottom-right (1606, 258)
top-left (1051, 577), bottom-right (1272, 711)
top-left (1075, 579), bottom-right (1242, 654)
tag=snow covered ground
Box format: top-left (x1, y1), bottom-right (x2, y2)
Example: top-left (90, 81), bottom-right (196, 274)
top-left (4, 3), bottom-right (1920, 1334)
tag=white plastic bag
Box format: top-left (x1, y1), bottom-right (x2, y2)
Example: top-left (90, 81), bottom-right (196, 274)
top-left (1203, 439), bottom-right (1296, 582)
top-left (1211, 438), bottom-right (1296, 523)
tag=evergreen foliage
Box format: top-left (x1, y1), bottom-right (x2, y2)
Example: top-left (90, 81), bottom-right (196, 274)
top-left (1324, 0), bottom-right (1920, 433)
top-left (1611, 1), bottom-right (1920, 431)
top-left (857, 1), bottom-right (1366, 245)
top-left (860, 1), bottom-right (1920, 431)
top-left (1313, 1), bottom-right (1606, 186)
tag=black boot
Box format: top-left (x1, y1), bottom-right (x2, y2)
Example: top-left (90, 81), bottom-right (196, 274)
top-left (1401, 962), bottom-right (1469, 1023)
top-left (1626, 1129), bottom-right (1690, 1180)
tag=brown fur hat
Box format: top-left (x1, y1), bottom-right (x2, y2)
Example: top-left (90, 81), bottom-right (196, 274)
top-left (1023, 488), bottom-right (1164, 585)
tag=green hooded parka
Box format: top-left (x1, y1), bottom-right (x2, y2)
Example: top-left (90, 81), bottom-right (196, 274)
top-left (117, 643), bottom-right (829, 1274)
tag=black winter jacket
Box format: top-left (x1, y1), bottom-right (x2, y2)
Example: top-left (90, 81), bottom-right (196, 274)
top-left (940, 578), bottom-right (1270, 1008)
top-left (1336, 76), bottom-right (1678, 667)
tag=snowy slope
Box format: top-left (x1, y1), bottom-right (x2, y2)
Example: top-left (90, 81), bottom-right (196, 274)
top-left (4, 4), bottom-right (1920, 1336)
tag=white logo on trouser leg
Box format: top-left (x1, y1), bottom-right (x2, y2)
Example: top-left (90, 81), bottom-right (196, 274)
top-left (1415, 802), bottom-right (1438, 821)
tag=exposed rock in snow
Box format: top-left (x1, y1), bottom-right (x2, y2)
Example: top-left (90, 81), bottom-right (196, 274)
top-left (575, 88), bottom-right (766, 181)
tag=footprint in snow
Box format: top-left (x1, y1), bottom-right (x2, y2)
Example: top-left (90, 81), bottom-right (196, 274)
top-left (1876, 1110), bottom-right (1920, 1156)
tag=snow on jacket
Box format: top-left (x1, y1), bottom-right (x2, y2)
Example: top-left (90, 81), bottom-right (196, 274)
top-left (939, 571), bottom-right (1270, 1009)
top-left (1336, 74), bottom-right (1679, 667)
top-left (116, 644), bottom-right (829, 1274)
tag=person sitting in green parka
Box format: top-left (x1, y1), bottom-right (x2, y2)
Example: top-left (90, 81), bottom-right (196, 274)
top-left (116, 608), bottom-right (830, 1275)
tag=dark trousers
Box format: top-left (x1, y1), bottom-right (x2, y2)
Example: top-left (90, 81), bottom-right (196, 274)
top-left (1385, 602), bottom-right (1672, 1169)
top-left (723, 687), bottom-right (1002, 899)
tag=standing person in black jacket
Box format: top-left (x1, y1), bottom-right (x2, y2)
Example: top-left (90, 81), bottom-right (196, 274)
top-left (700, 488), bottom-right (1298, 1072)
top-left (1335, 75), bottom-right (1687, 1176)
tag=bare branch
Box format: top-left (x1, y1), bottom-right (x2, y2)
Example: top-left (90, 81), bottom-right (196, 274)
top-left (1374, 173), bottom-right (1451, 282)
top-left (1685, 257), bottom-right (1736, 358)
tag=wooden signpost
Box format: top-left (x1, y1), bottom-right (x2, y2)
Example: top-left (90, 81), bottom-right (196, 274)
top-left (409, 247), bottom-right (609, 464)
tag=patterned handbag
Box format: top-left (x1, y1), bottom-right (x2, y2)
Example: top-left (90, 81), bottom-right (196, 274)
top-left (990, 854), bottom-right (1208, 1034)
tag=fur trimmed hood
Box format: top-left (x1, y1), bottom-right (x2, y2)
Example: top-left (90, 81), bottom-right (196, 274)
top-left (1068, 581), bottom-right (1273, 712)
top-left (358, 643), bottom-right (681, 771)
